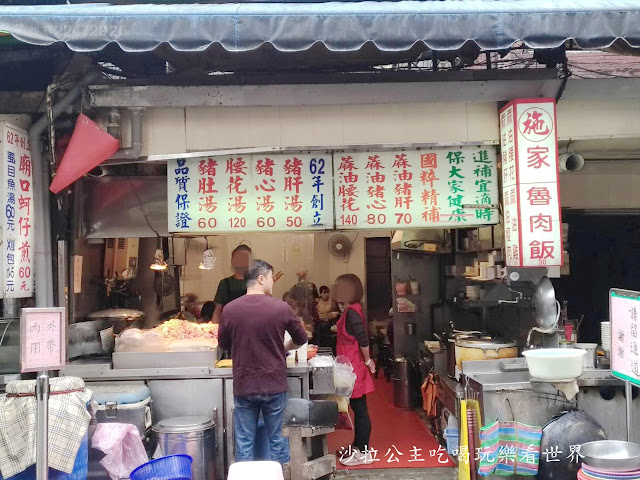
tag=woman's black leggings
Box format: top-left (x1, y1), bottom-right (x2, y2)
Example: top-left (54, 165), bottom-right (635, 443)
top-left (350, 395), bottom-right (372, 452)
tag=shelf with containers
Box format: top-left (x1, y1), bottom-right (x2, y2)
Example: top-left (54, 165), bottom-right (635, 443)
top-left (442, 225), bottom-right (505, 330)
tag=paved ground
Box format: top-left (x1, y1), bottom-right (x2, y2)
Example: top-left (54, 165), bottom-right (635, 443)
top-left (334, 467), bottom-right (457, 480)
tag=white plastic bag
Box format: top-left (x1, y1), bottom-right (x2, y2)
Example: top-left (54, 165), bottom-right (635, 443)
top-left (92, 423), bottom-right (148, 480)
top-left (333, 356), bottom-right (357, 397)
top-left (308, 356), bottom-right (334, 368)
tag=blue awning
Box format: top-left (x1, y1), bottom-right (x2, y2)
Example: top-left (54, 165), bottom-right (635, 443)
top-left (0, 1), bottom-right (639, 53)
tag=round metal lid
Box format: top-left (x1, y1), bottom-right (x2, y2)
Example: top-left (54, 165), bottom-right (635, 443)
top-left (87, 308), bottom-right (144, 320)
top-left (456, 338), bottom-right (517, 349)
top-left (153, 416), bottom-right (214, 433)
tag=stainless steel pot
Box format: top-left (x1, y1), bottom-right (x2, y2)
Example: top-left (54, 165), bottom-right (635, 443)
top-left (68, 320), bottom-right (111, 359)
top-left (455, 337), bottom-right (518, 370)
top-left (153, 416), bottom-right (216, 480)
top-left (445, 330), bottom-right (485, 378)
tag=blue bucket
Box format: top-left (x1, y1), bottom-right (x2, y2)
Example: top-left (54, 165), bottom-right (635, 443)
top-left (130, 455), bottom-right (192, 480)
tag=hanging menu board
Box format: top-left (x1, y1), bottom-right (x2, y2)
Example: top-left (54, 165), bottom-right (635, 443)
top-left (610, 289), bottom-right (640, 387)
top-left (167, 154), bottom-right (334, 233)
top-left (333, 147), bottom-right (498, 230)
top-left (500, 99), bottom-right (563, 267)
top-left (0, 122), bottom-right (34, 298)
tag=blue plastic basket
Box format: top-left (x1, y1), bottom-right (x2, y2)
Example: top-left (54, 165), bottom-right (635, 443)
top-left (130, 455), bottom-right (192, 480)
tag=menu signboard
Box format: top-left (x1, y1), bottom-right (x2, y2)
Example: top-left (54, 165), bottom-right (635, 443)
top-left (168, 154), bottom-right (334, 233)
top-left (499, 99), bottom-right (563, 267)
top-left (333, 147), bottom-right (498, 230)
top-left (0, 122), bottom-right (34, 297)
top-left (610, 289), bottom-right (640, 387)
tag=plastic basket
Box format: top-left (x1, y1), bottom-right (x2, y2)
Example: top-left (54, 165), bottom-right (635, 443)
top-left (444, 428), bottom-right (459, 456)
top-left (130, 455), bottom-right (192, 480)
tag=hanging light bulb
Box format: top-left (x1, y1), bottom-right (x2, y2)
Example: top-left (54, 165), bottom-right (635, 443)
top-left (199, 248), bottom-right (216, 270)
top-left (150, 248), bottom-right (168, 271)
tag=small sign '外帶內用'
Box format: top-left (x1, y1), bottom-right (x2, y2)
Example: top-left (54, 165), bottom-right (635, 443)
top-left (20, 308), bottom-right (66, 373)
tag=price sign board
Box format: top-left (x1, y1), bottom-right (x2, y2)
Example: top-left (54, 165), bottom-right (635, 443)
top-left (333, 147), bottom-right (498, 229)
top-left (0, 122), bottom-right (34, 298)
top-left (499, 99), bottom-right (563, 267)
top-left (168, 154), bottom-right (333, 233)
top-left (610, 289), bottom-right (640, 387)
top-left (20, 307), bottom-right (66, 373)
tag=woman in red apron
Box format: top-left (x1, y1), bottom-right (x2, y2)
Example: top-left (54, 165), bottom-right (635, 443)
top-left (335, 274), bottom-right (376, 466)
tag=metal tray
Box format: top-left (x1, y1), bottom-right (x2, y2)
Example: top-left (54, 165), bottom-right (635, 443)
top-left (113, 350), bottom-right (217, 369)
top-left (500, 357), bottom-right (528, 371)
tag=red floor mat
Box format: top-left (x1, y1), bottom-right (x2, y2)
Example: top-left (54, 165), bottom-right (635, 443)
top-left (328, 375), bottom-right (454, 470)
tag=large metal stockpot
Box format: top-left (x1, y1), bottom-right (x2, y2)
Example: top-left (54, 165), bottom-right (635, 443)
top-left (444, 330), bottom-right (484, 377)
top-left (455, 338), bottom-right (518, 370)
top-left (153, 416), bottom-right (216, 480)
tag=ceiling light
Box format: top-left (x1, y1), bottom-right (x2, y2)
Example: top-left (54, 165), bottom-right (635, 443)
top-left (150, 249), bottom-right (168, 271)
top-left (199, 248), bottom-right (216, 270)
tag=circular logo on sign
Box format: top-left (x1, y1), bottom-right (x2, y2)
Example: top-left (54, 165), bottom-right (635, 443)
top-left (518, 107), bottom-right (553, 142)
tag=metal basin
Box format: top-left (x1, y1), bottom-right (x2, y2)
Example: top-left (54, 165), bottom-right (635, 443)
top-left (580, 440), bottom-right (640, 472)
top-left (466, 371), bottom-right (532, 388)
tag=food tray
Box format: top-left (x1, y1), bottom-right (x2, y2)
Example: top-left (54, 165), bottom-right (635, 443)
top-left (500, 357), bottom-right (528, 371)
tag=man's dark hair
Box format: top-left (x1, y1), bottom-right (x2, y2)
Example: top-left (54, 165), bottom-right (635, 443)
top-left (232, 244), bottom-right (252, 255)
top-left (200, 301), bottom-right (215, 321)
top-left (319, 285), bottom-right (330, 294)
top-left (244, 259), bottom-right (273, 285)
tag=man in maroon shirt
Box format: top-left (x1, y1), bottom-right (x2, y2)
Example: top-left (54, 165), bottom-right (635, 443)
top-left (219, 259), bottom-right (308, 465)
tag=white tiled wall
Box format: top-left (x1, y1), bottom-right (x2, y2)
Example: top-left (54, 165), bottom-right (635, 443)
top-left (152, 101), bottom-right (503, 155)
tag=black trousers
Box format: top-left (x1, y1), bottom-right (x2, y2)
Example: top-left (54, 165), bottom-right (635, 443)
top-left (350, 395), bottom-right (372, 452)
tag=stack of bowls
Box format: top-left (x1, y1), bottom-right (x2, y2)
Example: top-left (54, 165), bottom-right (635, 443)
top-left (601, 322), bottom-right (612, 352)
top-left (578, 440), bottom-right (640, 480)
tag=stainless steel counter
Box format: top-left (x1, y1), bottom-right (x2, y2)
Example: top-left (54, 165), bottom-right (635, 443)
top-left (58, 360), bottom-right (314, 480)
top-left (60, 362), bottom-right (312, 381)
top-left (462, 360), bottom-right (624, 390)
top-left (461, 360), bottom-right (640, 441)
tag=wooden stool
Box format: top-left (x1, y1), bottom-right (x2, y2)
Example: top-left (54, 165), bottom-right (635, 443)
top-left (282, 426), bottom-right (336, 480)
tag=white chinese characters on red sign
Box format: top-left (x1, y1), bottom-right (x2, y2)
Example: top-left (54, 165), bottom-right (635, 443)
top-left (333, 148), bottom-right (498, 230)
top-left (499, 99), bottom-right (562, 267)
top-left (167, 154), bottom-right (333, 233)
top-left (20, 308), bottom-right (66, 373)
top-left (0, 123), bottom-right (34, 298)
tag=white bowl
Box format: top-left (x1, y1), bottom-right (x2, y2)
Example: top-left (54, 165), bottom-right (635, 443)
top-left (523, 348), bottom-right (586, 380)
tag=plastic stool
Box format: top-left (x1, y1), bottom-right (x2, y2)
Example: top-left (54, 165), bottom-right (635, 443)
top-left (228, 461), bottom-right (284, 480)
